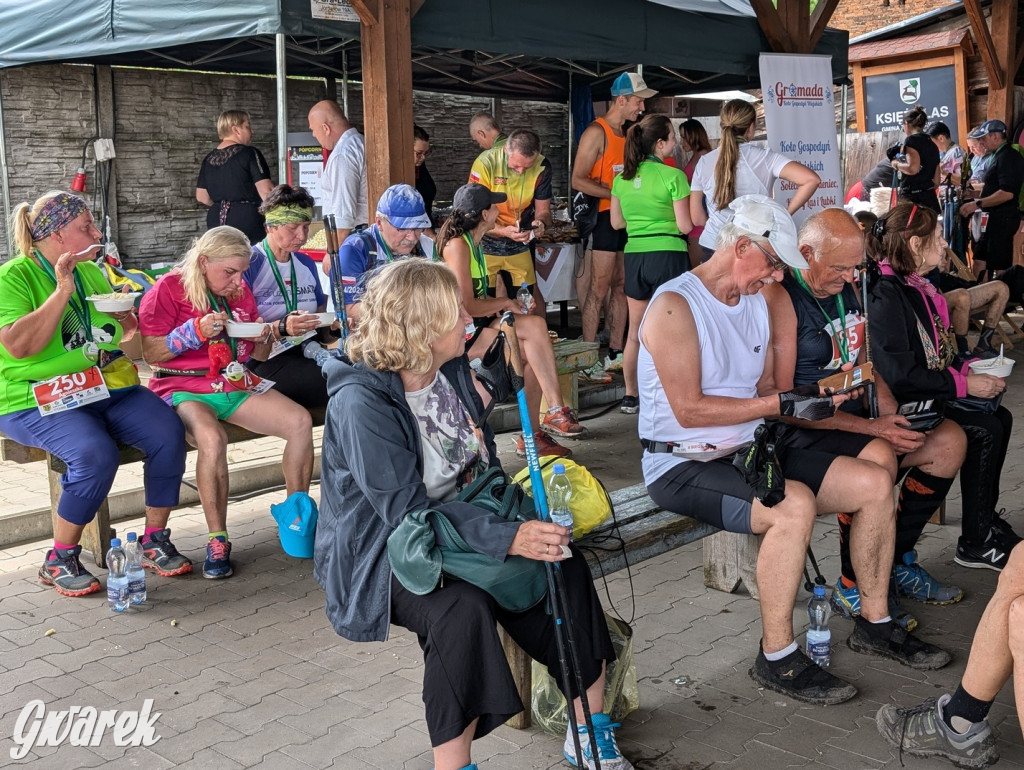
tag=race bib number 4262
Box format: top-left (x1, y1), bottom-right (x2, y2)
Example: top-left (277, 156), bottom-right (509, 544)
top-left (32, 366), bottom-right (110, 416)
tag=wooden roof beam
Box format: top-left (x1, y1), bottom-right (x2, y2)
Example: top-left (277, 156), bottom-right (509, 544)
top-left (810, 0), bottom-right (842, 52)
top-left (964, 0), bottom-right (1004, 90)
top-left (749, 0), bottom-right (794, 53)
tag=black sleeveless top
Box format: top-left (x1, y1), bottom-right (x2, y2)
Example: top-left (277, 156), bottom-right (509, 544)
top-left (781, 273), bottom-right (866, 415)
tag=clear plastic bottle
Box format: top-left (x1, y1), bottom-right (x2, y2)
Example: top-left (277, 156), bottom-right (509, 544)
top-left (806, 585), bottom-right (832, 667)
top-left (106, 538), bottom-right (129, 613)
top-left (124, 532), bottom-right (147, 605)
top-left (546, 464), bottom-right (574, 540)
top-left (516, 282), bottom-right (534, 314)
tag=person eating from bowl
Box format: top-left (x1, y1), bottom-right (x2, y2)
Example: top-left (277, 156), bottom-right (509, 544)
top-left (245, 184), bottom-right (331, 409)
top-left (138, 226), bottom-right (315, 580)
top-left (0, 191), bottom-right (190, 596)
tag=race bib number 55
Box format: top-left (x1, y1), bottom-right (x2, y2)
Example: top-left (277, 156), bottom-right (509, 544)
top-left (32, 366), bottom-right (110, 416)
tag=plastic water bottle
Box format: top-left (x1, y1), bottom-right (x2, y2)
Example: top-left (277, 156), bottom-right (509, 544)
top-left (302, 340), bottom-right (333, 367)
top-left (516, 282), bottom-right (534, 313)
top-left (547, 464), bottom-right (574, 540)
top-left (106, 538), bottom-right (129, 613)
top-left (806, 585), bottom-right (832, 667)
top-left (124, 532), bottom-right (147, 605)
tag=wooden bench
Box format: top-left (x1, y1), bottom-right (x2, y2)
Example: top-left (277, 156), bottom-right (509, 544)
top-left (0, 406), bottom-right (326, 568)
top-left (501, 480), bottom-right (761, 728)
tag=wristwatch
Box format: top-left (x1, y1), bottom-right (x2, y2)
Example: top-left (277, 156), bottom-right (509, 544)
top-left (278, 316), bottom-right (289, 337)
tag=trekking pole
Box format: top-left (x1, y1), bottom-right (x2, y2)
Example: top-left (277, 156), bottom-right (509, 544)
top-left (498, 311), bottom-right (601, 770)
top-left (322, 214), bottom-right (349, 340)
top-left (859, 266), bottom-right (879, 418)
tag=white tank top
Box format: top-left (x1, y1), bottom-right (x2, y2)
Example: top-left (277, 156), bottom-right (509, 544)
top-left (637, 271), bottom-right (770, 484)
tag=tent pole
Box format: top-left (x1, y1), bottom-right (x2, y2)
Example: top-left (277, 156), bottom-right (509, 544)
top-left (840, 83), bottom-right (848, 191)
top-left (342, 51), bottom-right (349, 116)
top-left (276, 33), bottom-right (288, 182)
top-left (0, 75), bottom-right (10, 258)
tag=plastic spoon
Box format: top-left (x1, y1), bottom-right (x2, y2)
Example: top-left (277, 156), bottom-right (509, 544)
top-left (70, 244), bottom-right (103, 257)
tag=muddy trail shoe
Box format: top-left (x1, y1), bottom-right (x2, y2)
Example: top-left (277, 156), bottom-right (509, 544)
top-left (876, 694), bottom-right (998, 769)
top-left (563, 712), bottom-right (633, 770)
top-left (894, 551), bottom-right (963, 605)
top-left (516, 432), bottom-right (571, 459)
top-left (832, 578), bottom-right (918, 630)
top-left (619, 395), bottom-right (639, 415)
top-left (748, 645), bottom-right (857, 705)
top-left (38, 545), bottom-right (102, 597)
top-left (541, 406), bottom-right (588, 438)
top-left (847, 616), bottom-right (950, 670)
top-left (203, 536), bottom-right (233, 579)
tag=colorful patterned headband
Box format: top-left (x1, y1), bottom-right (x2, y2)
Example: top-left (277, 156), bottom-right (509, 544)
top-left (264, 204), bottom-right (313, 228)
top-left (29, 193), bottom-right (88, 241)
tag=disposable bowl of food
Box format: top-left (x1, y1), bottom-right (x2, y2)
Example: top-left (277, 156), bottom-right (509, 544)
top-left (225, 321), bottom-right (266, 338)
top-left (969, 357), bottom-right (1015, 378)
top-left (86, 293), bottom-right (140, 312)
top-left (314, 312), bottom-right (336, 327)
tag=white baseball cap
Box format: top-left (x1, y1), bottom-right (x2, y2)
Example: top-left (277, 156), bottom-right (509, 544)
top-left (728, 194), bottom-right (807, 270)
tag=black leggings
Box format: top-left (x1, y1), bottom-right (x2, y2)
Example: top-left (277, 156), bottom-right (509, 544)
top-left (945, 404), bottom-right (1013, 543)
top-left (248, 344), bottom-right (329, 409)
top-left (390, 544), bottom-right (614, 746)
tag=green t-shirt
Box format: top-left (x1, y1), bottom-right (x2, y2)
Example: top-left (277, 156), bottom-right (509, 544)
top-left (611, 160), bottom-right (690, 254)
top-left (0, 256), bottom-right (134, 415)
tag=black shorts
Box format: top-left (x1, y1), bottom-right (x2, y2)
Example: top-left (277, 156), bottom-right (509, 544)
top-left (976, 211), bottom-right (1022, 271)
top-left (624, 250), bottom-right (690, 300)
top-left (646, 423), bottom-right (875, 534)
top-left (590, 210), bottom-right (627, 253)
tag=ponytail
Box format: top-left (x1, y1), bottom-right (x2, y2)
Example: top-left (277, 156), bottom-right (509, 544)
top-left (436, 210), bottom-right (482, 260)
top-left (621, 114), bottom-right (675, 181)
top-left (713, 100), bottom-right (756, 211)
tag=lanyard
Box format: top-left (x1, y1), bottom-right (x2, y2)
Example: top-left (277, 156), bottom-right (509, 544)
top-left (373, 227), bottom-right (396, 262)
top-left (262, 239), bottom-right (297, 313)
top-left (793, 270), bottom-right (850, 364)
top-left (645, 154), bottom-right (662, 163)
top-left (462, 233), bottom-right (487, 297)
top-left (206, 290), bottom-right (237, 358)
top-left (34, 250), bottom-right (92, 342)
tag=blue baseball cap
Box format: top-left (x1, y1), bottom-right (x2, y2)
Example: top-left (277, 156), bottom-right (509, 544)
top-left (610, 72), bottom-right (657, 99)
top-left (376, 183), bottom-right (432, 229)
top-left (968, 119), bottom-right (1007, 139)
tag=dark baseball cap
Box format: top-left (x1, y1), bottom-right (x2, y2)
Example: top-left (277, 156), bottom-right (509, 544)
top-left (452, 183), bottom-right (506, 215)
top-left (967, 119), bottom-right (1007, 139)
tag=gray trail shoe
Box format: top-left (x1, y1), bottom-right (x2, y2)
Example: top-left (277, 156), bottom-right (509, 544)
top-left (876, 694), bottom-right (999, 769)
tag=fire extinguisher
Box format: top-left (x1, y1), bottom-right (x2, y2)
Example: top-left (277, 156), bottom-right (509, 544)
top-left (70, 167), bottom-right (87, 193)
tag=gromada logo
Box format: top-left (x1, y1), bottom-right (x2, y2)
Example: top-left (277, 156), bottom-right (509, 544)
top-left (10, 699), bottom-right (161, 760)
top-left (773, 81), bottom-right (825, 107)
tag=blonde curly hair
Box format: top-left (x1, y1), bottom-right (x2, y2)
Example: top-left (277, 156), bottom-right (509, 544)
top-left (345, 258), bottom-right (461, 374)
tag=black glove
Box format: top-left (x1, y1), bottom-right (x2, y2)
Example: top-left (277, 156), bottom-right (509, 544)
top-left (733, 424), bottom-right (785, 507)
top-left (779, 385), bottom-right (837, 421)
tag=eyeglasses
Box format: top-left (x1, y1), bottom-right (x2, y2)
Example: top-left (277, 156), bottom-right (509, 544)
top-left (413, 150), bottom-right (431, 159)
top-left (750, 239), bottom-right (786, 273)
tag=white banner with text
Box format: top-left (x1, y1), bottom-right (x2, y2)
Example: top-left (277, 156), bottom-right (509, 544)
top-left (758, 53), bottom-right (842, 227)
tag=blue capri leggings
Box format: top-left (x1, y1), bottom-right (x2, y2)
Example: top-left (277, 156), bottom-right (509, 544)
top-left (0, 386), bottom-right (186, 525)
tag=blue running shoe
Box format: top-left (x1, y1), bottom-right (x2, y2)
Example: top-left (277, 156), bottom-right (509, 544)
top-left (203, 536), bottom-right (233, 579)
top-left (563, 712), bottom-right (633, 770)
top-left (830, 577), bottom-right (917, 631)
top-left (894, 551), bottom-right (963, 605)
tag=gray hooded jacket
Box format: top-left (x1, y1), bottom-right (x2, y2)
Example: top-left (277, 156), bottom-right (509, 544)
top-left (314, 354), bottom-right (515, 642)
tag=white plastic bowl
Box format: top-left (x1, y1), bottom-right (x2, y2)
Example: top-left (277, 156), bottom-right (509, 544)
top-left (314, 312), bottom-right (336, 327)
top-left (86, 293), bottom-right (139, 312)
top-left (969, 357), bottom-right (1015, 378)
top-left (225, 321), bottom-right (267, 338)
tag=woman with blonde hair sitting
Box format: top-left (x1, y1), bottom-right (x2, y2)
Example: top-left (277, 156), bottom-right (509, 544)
top-left (139, 226), bottom-right (314, 580)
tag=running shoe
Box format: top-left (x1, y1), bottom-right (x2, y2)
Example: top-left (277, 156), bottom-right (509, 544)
top-left (748, 644), bottom-right (858, 705)
top-left (141, 528), bottom-right (193, 577)
top-left (847, 616), bottom-right (950, 670)
top-left (580, 361), bottom-right (613, 384)
top-left (990, 510), bottom-right (1022, 548)
top-left (955, 529), bottom-right (1010, 572)
top-left (541, 407), bottom-right (588, 438)
top-left (893, 551), bottom-right (962, 605)
top-left (830, 578), bottom-right (917, 631)
top-left (619, 395), bottom-right (639, 415)
top-left (516, 432), bottom-right (571, 459)
top-left (38, 545), bottom-right (102, 597)
top-left (563, 712), bottom-right (633, 770)
top-left (876, 694), bottom-right (998, 769)
top-left (203, 536), bottom-right (233, 579)
top-left (603, 353), bottom-right (624, 372)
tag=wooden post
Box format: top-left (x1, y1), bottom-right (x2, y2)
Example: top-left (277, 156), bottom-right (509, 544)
top-left (48, 456), bottom-right (111, 568)
top-left (986, 0), bottom-right (1018, 126)
top-left (499, 627), bottom-right (532, 729)
top-left (703, 531), bottom-right (760, 599)
top-left (351, 0), bottom-right (416, 217)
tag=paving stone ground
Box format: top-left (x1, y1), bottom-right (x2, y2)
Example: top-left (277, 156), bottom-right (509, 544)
top-left (3, 375), bottom-right (1024, 768)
